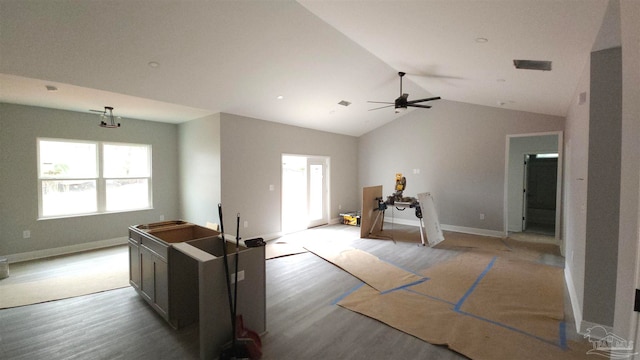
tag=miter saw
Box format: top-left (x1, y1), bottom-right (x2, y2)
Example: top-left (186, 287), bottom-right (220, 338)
top-left (371, 173), bottom-right (423, 236)
top-left (384, 173), bottom-right (421, 218)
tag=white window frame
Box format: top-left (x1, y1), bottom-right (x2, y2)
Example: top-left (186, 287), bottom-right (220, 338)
top-left (37, 138), bottom-right (153, 219)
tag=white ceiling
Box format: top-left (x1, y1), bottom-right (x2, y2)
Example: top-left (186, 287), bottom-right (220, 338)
top-left (0, 1), bottom-right (609, 137)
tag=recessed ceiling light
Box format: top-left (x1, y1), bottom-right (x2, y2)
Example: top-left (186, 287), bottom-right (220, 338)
top-left (475, 37), bottom-right (488, 43)
top-left (148, 61), bottom-right (160, 68)
top-left (276, 95), bottom-right (284, 100)
top-left (45, 85), bottom-right (58, 92)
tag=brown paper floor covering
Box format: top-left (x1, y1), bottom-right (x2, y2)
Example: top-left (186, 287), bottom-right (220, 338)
top-left (0, 246), bottom-right (129, 309)
top-left (311, 234), bottom-right (591, 360)
top-left (304, 242), bottom-right (426, 293)
top-left (265, 241), bottom-right (308, 260)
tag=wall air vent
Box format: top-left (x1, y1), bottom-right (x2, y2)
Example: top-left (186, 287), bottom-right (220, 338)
top-left (338, 100), bottom-right (351, 107)
top-left (513, 59), bottom-right (552, 71)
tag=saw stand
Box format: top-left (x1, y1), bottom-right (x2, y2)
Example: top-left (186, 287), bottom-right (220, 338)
top-left (368, 197), bottom-right (427, 246)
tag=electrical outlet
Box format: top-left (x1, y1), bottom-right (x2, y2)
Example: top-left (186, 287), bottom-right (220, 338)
top-left (159, 214), bottom-right (165, 221)
top-left (23, 230), bottom-right (31, 239)
top-left (244, 221), bottom-right (248, 228)
top-left (269, 184), bottom-right (275, 191)
top-left (230, 270), bottom-right (245, 284)
top-left (339, 204), bottom-right (342, 210)
top-left (479, 213), bottom-right (485, 220)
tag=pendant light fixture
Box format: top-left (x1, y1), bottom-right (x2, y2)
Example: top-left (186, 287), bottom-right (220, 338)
top-left (98, 106), bottom-right (121, 128)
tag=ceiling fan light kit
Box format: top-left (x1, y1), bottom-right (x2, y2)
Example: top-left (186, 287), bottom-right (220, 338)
top-left (368, 72), bottom-right (440, 112)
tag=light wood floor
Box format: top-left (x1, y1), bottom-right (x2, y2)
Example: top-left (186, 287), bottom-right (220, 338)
top-left (0, 224), bottom-right (575, 360)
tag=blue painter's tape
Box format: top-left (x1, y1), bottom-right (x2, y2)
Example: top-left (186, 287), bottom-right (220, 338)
top-left (457, 309), bottom-right (561, 348)
top-left (454, 256), bottom-right (497, 311)
top-left (332, 282), bottom-right (365, 305)
top-left (559, 321), bottom-right (567, 350)
top-left (380, 278), bottom-right (428, 294)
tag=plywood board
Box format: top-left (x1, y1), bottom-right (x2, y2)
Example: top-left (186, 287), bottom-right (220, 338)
top-left (361, 185), bottom-right (383, 239)
top-left (417, 192), bottom-right (445, 247)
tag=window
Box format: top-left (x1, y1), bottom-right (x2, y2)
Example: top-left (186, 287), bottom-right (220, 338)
top-left (38, 138), bottom-right (152, 218)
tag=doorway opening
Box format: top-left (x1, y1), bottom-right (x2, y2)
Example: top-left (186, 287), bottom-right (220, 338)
top-left (281, 155), bottom-right (329, 234)
top-left (504, 132), bottom-right (563, 244)
top-left (523, 153), bottom-right (558, 235)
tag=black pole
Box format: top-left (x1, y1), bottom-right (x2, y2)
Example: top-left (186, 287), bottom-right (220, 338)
top-left (218, 204), bottom-right (236, 357)
top-left (233, 214), bottom-right (241, 346)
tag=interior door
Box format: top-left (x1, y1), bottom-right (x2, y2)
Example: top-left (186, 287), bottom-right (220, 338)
top-left (281, 155), bottom-right (329, 233)
top-left (307, 157), bottom-right (328, 228)
top-left (522, 154), bottom-right (530, 231)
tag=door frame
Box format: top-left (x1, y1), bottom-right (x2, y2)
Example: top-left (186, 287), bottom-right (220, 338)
top-left (503, 131), bottom-right (563, 243)
top-left (307, 156), bottom-right (329, 228)
top-left (281, 154), bottom-right (330, 233)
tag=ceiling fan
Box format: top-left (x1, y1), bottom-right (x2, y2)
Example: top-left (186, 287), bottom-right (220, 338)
top-left (368, 72), bottom-right (440, 113)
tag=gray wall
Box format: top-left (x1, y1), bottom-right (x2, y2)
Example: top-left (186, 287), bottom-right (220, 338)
top-left (0, 103), bottom-right (180, 257)
top-left (507, 134), bottom-right (559, 232)
top-left (358, 100), bottom-right (564, 234)
top-left (218, 113), bottom-right (359, 238)
top-left (584, 46), bottom-right (622, 327)
top-left (178, 113), bottom-right (221, 226)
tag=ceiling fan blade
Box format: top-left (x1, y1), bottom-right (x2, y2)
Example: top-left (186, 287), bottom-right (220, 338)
top-left (367, 101), bottom-right (394, 104)
top-left (407, 104), bottom-right (432, 109)
top-left (368, 104), bottom-right (395, 111)
top-left (406, 96), bottom-right (441, 104)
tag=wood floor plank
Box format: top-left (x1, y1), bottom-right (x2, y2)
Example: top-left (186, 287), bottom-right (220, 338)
top-left (0, 224), bottom-right (572, 360)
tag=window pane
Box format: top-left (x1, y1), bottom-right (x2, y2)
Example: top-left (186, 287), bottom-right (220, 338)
top-left (39, 140), bottom-right (97, 178)
top-left (41, 180), bottom-right (97, 216)
top-left (106, 179), bottom-right (149, 211)
top-left (104, 144), bottom-right (150, 178)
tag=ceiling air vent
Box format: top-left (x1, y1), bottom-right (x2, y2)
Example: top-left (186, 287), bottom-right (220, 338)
top-left (513, 59), bottom-right (552, 71)
top-left (338, 100), bottom-right (351, 107)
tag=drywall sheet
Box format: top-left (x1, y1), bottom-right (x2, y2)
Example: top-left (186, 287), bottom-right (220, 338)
top-left (303, 243), bottom-right (425, 293)
top-left (360, 186), bottom-right (383, 239)
top-left (417, 192), bottom-right (445, 247)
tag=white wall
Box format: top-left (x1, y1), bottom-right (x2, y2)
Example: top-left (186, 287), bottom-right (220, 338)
top-left (178, 113), bottom-right (221, 226)
top-left (563, 55), bottom-right (591, 332)
top-left (358, 100), bottom-right (564, 235)
top-left (614, 0), bottom-right (640, 341)
top-left (219, 113), bottom-right (359, 239)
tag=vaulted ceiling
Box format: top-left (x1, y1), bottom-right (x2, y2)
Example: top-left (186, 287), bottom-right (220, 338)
top-left (0, 1), bottom-right (609, 136)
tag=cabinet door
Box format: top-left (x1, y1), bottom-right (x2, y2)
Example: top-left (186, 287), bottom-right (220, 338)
top-left (139, 246), bottom-right (154, 303)
top-left (154, 258), bottom-right (169, 318)
top-left (128, 241), bottom-right (141, 289)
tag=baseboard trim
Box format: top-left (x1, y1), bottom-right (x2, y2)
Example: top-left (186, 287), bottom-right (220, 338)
top-left (563, 266), bottom-right (612, 336)
top-left (382, 218), bottom-right (504, 238)
top-left (440, 224), bottom-right (504, 238)
top-left (564, 266), bottom-right (583, 333)
top-left (7, 237), bottom-right (128, 263)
